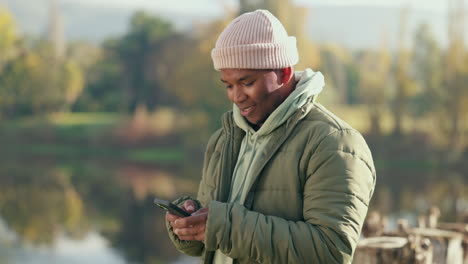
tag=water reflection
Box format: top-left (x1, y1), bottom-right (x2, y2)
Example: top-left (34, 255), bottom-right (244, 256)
top-left (0, 156), bottom-right (466, 263)
top-left (369, 168), bottom-right (468, 222)
top-left (0, 164), bottom-right (87, 245)
top-left (0, 229), bottom-right (126, 264)
top-left (0, 159), bottom-right (199, 263)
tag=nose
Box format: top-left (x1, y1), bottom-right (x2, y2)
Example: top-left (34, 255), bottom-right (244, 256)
top-left (232, 86), bottom-right (247, 103)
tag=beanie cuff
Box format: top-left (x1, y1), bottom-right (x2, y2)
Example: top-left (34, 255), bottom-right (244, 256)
top-left (211, 36), bottom-right (299, 70)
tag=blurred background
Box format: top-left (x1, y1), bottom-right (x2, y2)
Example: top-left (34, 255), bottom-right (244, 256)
top-left (0, 0), bottom-right (466, 263)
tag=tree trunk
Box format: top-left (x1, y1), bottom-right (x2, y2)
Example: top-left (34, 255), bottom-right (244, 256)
top-left (369, 106), bottom-right (382, 136)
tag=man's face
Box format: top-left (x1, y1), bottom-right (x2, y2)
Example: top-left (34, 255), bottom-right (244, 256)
top-left (220, 68), bottom-right (284, 129)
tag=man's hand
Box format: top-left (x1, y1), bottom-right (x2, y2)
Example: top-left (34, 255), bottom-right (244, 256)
top-left (165, 200), bottom-right (208, 243)
top-left (166, 200), bottom-right (196, 224)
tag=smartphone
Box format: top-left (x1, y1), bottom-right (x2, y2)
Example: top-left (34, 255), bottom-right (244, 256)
top-left (154, 198), bottom-right (191, 217)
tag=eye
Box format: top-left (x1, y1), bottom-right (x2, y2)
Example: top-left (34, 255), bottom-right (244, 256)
top-left (243, 81), bottom-right (255, 87)
top-left (225, 84), bottom-right (233, 89)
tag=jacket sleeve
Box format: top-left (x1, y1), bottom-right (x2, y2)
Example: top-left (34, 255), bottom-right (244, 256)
top-left (204, 129), bottom-right (376, 263)
top-left (165, 196), bottom-right (205, 256)
top-left (165, 129), bottom-right (223, 257)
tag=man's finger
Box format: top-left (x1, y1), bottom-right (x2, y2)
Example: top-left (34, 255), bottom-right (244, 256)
top-left (194, 233), bottom-right (205, 243)
top-left (177, 232), bottom-right (205, 242)
top-left (173, 213), bottom-right (207, 228)
top-left (177, 235), bottom-right (196, 241)
top-left (166, 212), bottom-right (180, 223)
top-left (174, 225), bottom-right (205, 236)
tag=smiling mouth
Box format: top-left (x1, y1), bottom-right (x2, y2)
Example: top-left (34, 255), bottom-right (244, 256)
top-left (240, 105), bottom-right (255, 116)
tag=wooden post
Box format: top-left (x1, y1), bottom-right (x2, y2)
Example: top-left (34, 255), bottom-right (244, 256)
top-left (352, 236), bottom-right (432, 264)
top-left (362, 211), bottom-right (387, 237)
top-left (437, 223), bottom-right (468, 264)
top-left (410, 228), bottom-right (464, 264)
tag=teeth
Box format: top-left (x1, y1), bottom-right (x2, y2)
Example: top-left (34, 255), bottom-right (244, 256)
top-left (243, 106), bottom-right (253, 111)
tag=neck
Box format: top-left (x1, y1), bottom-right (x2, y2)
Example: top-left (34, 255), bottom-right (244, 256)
top-left (280, 76), bottom-right (298, 101)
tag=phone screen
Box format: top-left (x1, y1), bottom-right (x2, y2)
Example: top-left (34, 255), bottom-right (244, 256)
top-left (154, 198), bottom-right (191, 217)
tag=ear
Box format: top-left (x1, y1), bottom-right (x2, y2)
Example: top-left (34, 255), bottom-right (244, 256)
top-left (279, 67), bottom-right (294, 84)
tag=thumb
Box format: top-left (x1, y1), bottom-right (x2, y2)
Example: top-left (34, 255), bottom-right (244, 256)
top-left (183, 200), bottom-right (196, 213)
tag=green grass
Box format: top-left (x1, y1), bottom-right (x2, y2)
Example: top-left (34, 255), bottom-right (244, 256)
top-left (126, 148), bottom-right (185, 163)
top-left (0, 113), bottom-right (187, 164)
top-left (2, 143), bottom-right (185, 164)
top-left (0, 113), bottom-right (185, 163)
top-left (0, 112), bottom-right (122, 129)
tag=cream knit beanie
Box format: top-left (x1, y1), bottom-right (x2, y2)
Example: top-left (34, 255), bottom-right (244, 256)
top-left (211, 9), bottom-right (299, 70)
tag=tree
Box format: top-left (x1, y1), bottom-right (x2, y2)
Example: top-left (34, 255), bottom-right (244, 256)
top-left (357, 45), bottom-right (392, 136)
top-left (157, 17), bottom-right (233, 136)
top-left (319, 44), bottom-right (352, 105)
top-left (61, 60), bottom-right (85, 111)
top-left (411, 23), bottom-right (443, 116)
top-left (0, 6), bottom-right (18, 69)
top-left (115, 11), bottom-right (174, 113)
top-left (0, 5), bottom-right (87, 118)
top-left (72, 12), bottom-right (176, 113)
top-left (0, 40), bottom-right (86, 117)
top-left (444, 0), bottom-right (468, 159)
top-left (392, 6), bottom-right (419, 136)
top-left (73, 42), bottom-right (127, 112)
top-left (0, 50), bottom-right (48, 117)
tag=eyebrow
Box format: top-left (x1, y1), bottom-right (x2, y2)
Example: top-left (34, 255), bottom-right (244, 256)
top-left (220, 75), bottom-right (254, 83)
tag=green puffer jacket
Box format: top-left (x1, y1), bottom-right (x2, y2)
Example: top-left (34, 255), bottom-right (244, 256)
top-left (166, 99), bottom-right (376, 264)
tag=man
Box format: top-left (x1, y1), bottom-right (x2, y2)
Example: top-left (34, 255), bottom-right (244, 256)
top-left (165, 9), bottom-right (375, 264)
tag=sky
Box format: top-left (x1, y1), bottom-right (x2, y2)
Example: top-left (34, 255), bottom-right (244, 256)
top-left (0, 0), bottom-right (454, 48)
top-left (298, 0), bottom-right (446, 11)
top-left (64, 0), bottom-right (448, 15)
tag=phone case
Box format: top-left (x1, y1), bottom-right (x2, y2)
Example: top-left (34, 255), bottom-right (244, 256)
top-left (154, 198), bottom-right (191, 217)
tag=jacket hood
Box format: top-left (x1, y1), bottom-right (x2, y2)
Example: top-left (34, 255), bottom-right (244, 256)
top-left (233, 68), bottom-right (325, 136)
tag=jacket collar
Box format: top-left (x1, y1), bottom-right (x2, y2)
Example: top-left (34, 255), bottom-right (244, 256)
top-left (220, 96), bottom-right (317, 209)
